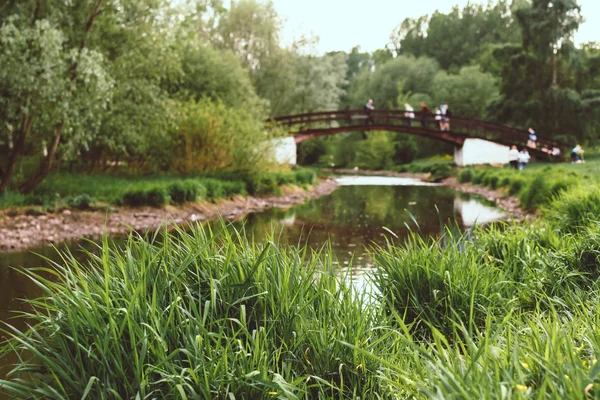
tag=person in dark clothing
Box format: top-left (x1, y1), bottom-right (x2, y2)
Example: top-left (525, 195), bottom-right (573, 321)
top-left (364, 99), bottom-right (375, 124)
top-left (419, 102), bottom-right (430, 128)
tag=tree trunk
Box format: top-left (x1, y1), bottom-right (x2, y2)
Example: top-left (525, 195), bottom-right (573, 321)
top-left (0, 114), bottom-right (34, 193)
top-left (19, 123), bottom-right (62, 193)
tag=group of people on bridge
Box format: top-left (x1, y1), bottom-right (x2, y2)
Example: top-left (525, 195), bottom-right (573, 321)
top-left (363, 100), bottom-right (586, 166)
top-left (364, 100), bottom-right (452, 131)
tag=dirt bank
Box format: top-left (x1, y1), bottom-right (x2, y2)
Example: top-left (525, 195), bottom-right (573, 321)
top-left (442, 176), bottom-right (532, 219)
top-left (0, 179), bottom-right (339, 252)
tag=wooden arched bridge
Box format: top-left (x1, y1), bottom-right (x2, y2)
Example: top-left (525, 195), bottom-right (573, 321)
top-left (268, 109), bottom-right (565, 159)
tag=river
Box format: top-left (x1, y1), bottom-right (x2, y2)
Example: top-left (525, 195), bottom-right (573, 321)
top-left (0, 175), bottom-right (505, 389)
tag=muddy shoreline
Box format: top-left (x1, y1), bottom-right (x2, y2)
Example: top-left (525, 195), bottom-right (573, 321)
top-left (0, 173), bottom-right (530, 253)
top-left (0, 179), bottom-right (339, 253)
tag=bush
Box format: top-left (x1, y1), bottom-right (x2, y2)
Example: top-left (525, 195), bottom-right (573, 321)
top-left (471, 170), bottom-right (487, 185)
top-left (294, 169), bottom-right (317, 186)
top-left (168, 181), bottom-right (206, 204)
top-left (123, 186), bottom-right (170, 207)
top-left (246, 174), bottom-right (279, 196)
top-left (202, 179), bottom-right (225, 199)
top-left (486, 174), bottom-right (499, 189)
top-left (66, 194), bottom-right (93, 210)
top-left (508, 178), bottom-right (525, 195)
top-left (220, 180), bottom-right (247, 197)
top-left (457, 169), bottom-right (473, 183)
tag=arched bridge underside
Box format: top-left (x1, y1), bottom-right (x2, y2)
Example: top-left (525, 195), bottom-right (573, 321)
top-left (269, 109), bottom-right (565, 158)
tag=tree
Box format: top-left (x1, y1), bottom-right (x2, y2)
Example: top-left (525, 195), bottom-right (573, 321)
top-left (0, 6), bottom-right (112, 193)
top-left (391, 1), bottom-right (521, 71)
top-left (347, 55), bottom-right (440, 109)
top-left (432, 66), bottom-right (500, 119)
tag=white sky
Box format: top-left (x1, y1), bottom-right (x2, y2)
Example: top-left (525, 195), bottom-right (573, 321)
top-left (271, 0), bottom-right (600, 54)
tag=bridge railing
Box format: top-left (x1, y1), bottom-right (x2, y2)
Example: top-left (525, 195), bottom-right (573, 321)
top-left (270, 109), bottom-right (565, 154)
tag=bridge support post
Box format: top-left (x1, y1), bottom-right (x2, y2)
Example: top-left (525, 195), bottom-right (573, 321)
top-left (454, 138), bottom-right (510, 166)
top-left (269, 137), bottom-right (297, 165)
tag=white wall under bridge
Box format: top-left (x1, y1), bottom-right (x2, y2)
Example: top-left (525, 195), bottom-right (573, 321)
top-left (454, 138), bottom-right (510, 166)
top-left (269, 137), bottom-right (297, 165)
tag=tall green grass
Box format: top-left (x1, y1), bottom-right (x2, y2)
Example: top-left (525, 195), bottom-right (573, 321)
top-left (0, 223), bottom-right (383, 399)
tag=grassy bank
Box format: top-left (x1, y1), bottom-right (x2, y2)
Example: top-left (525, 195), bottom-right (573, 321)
top-left (2, 167), bottom-right (600, 397)
top-left (0, 169), bottom-right (318, 211)
top-left (455, 156), bottom-right (600, 210)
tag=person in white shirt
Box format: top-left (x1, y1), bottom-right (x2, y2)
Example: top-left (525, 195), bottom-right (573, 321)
top-left (508, 145), bottom-right (519, 169)
top-left (404, 103), bottom-right (415, 127)
top-left (435, 107), bottom-right (442, 130)
top-left (518, 149), bottom-right (531, 170)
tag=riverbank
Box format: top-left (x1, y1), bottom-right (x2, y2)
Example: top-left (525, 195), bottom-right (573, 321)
top-left (0, 179), bottom-right (339, 252)
top-left (442, 176), bottom-right (531, 219)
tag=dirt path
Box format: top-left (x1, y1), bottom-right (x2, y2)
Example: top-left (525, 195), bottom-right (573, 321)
top-left (0, 179), bottom-right (339, 252)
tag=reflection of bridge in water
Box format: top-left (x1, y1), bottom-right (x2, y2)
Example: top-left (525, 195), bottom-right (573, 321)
top-left (269, 109), bottom-right (566, 165)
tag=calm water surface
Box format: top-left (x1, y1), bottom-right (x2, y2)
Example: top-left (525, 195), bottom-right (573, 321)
top-left (0, 176), bottom-right (505, 387)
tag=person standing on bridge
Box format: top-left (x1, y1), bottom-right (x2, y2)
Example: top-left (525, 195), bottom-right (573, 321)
top-left (419, 102), bottom-right (430, 128)
top-left (364, 99), bottom-right (375, 124)
top-left (404, 103), bottom-right (415, 127)
top-left (435, 107), bottom-right (442, 130)
top-left (527, 128), bottom-right (537, 149)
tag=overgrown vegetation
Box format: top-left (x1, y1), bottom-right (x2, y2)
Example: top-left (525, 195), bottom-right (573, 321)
top-left (0, 169), bottom-right (317, 210)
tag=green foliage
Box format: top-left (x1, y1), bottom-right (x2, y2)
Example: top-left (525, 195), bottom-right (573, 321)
top-left (391, 1), bottom-right (522, 71)
top-left (66, 194), bottom-right (93, 210)
top-left (545, 186), bottom-right (600, 233)
top-left (432, 66), bottom-right (500, 119)
top-left (122, 186), bottom-right (171, 207)
top-left (355, 132), bottom-right (395, 170)
top-left (170, 98), bottom-right (271, 176)
top-left (246, 174), bottom-right (279, 196)
top-left (457, 168), bottom-right (473, 183)
top-left (0, 225), bottom-right (380, 398)
top-left (168, 181), bottom-right (206, 204)
top-left (297, 138), bottom-right (328, 165)
top-left (519, 175), bottom-right (551, 210)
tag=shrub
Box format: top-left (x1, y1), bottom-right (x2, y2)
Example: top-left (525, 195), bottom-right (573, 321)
top-left (220, 180), bottom-right (247, 197)
top-left (168, 181), bottom-right (206, 204)
top-left (202, 179), bottom-right (225, 199)
top-left (66, 194), bottom-right (93, 210)
top-left (294, 169), bottom-right (317, 186)
top-left (471, 170), bottom-right (487, 185)
top-left (487, 174), bottom-right (499, 189)
top-left (508, 178), bottom-right (525, 195)
top-left (246, 174), bottom-right (279, 196)
top-left (123, 186), bottom-right (170, 207)
top-left (457, 169), bottom-right (473, 183)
